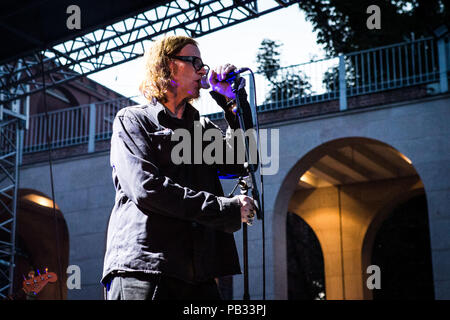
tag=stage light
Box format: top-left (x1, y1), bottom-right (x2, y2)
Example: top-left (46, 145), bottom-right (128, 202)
top-left (398, 153), bottom-right (412, 165)
top-left (299, 171), bottom-right (318, 187)
top-left (22, 194), bottom-right (59, 210)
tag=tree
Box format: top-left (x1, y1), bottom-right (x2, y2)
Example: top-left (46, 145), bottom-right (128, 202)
top-left (297, 1), bottom-right (449, 95)
top-left (256, 39), bottom-right (312, 104)
top-left (322, 60), bottom-right (357, 94)
top-left (298, 0), bottom-right (449, 56)
top-left (256, 39), bottom-right (282, 82)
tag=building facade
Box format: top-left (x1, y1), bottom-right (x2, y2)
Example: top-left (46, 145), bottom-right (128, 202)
top-left (9, 36), bottom-right (450, 300)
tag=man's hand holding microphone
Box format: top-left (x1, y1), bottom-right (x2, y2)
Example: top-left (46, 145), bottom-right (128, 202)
top-left (206, 63), bottom-right (256, 226)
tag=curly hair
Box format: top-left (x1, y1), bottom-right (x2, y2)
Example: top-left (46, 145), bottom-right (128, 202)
top-left (139, 35), bottom-right (198, 103)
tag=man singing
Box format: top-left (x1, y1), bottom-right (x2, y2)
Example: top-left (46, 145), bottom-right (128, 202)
top-left (101, 35), bottom-right (256, 300)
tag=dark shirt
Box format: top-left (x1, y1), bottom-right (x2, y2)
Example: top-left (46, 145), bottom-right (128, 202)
top-left (101, 91), bottom-right (252, 285)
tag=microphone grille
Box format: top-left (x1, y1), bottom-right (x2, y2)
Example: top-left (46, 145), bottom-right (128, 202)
top-left (200, 76), bottom-right (210, 89)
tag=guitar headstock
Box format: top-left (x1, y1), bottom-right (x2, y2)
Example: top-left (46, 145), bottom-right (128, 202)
top-left (22, 268), bottom-right (58, 295)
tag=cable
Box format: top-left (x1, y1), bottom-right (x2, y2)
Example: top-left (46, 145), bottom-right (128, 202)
top-left (247, 69), bottom-right (266, 300)
top-left (40, 55), bottom-right (64, 300)
top-left (338, 185), bottom-right (346, 299)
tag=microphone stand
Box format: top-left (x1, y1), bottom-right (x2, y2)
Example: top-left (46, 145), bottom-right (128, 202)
top-left (230, 75), bottom-right (261, 300)
top-left (239, 177), bottom-right (250, 301)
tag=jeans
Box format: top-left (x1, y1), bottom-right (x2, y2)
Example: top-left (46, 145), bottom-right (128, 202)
top-left (105, 272), bottom-right (223, 300)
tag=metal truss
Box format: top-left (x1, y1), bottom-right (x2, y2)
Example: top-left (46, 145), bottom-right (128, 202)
top-left (0, 118), bottom-right (22, 299)
top-left (0, 0), bottom-right (298, 105)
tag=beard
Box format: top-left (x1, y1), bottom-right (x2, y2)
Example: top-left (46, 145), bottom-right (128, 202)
top-left (186, 90), bottom-right (201, 105)
top-left (187, 82), bottom-right (202, 102)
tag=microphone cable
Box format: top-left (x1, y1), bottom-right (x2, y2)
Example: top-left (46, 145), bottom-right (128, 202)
top-left (227, 69), bottom-right (266, 300)
top-left (246, 69), bottom-right (266, 300)
top-left (40, 55), bottom-right (64, 300)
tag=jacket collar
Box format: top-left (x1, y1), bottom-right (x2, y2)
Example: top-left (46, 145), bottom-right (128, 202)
top-left (146, 98), bottom-right (200, 129)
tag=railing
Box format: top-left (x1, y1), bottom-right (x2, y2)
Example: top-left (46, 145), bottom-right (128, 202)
top-left (345, 37), bottom-right (440, 96)
top-left (202, 35), bottom-right (448, 119)
top-left (250, 56), bottom-right (341, 112)
top-left (21, 35), bottom-right (449, 154)
top-left (196, 56), bottom-right (341, 118)
top-left (23, 97), bottom-right (136, 154)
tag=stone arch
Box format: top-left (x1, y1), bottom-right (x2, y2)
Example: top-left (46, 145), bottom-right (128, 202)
top-left (273, 136), bottom-right (426, 300)
top-left (286, 211), bottom-right (326, 299)
top-left (361, 186), bottom-right (426, 299)
top-left (0, 189), bottom-right (70, 299)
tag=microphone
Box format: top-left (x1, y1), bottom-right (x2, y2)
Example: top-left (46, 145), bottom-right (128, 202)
top-left (200, 75), bottom-right (210, 89)
top-left (200, 67), bottom-right (250, 89)
top-left (221, 68), bottom-right (250, 84)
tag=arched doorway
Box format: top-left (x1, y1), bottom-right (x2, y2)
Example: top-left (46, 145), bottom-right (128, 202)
top-left (0, 189), bottom-right (69, 300)
top-left (370, 194), bottom-right (434, 299)
top-left (286, 211), bottom-right (325, 300)
top-left (274, 137), bottom-right (431, 299)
